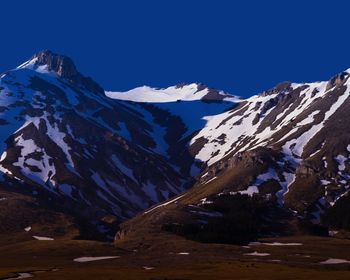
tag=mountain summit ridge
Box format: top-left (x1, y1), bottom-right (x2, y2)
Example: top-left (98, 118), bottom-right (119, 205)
top-left (31, 49), bottom-right (79, 79)
top-left (16, 50), bottom-right (105, 95)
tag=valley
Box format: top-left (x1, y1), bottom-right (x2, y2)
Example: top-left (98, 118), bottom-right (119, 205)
top-left (1, 235), bottom-right (350, 279)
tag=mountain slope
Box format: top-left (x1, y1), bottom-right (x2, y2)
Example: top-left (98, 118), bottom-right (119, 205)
top-left (115, 69), bottom-right (350, 244)
top-left (0, 51), bottom-right (201, 238)
top-left (107, 85), bottom-right (238, 175)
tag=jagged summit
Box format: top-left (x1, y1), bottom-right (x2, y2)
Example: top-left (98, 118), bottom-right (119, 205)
top-left (31, 50), bottom-right (78, 79)
top-left (17, 50), bottom-right (104, 94)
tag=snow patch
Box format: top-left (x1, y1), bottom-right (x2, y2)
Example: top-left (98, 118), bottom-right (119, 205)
top-left (321, 180), bottom-right (331, 185)
top-left (244, 251), bottom-right (270, 257)
top-left (3, 272), bottom-right (33, 279)
top-left (320, 258), bottom-right (350, 265)
top-left (335, 155), bottom-right (347, 171)
top-left (111, 155), bottom-right (136, 182)
top-left (73, 256), bottom-right (120, 262)
top-left (144, 194), bottom-right (185, 214)
top-left (24, 226), bottom-right (31, 232)
top-left (32, 236), bottom-right (54, 241)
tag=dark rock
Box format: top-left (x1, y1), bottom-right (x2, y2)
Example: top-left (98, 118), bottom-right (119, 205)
top-left (32, 50), bottom-right (104, 95)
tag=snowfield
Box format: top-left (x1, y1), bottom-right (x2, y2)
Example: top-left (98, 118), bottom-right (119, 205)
top-left (106, 84), bottom-right (239, 103)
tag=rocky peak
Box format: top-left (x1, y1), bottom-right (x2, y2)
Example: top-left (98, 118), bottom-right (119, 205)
top-left (31, 50), bottom-right (104, 94)
top-left (32, 50), bottom-right (78, 79)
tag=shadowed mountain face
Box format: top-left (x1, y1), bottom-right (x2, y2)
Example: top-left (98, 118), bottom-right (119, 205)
top-left (1, 50), bottom-right (350, 242)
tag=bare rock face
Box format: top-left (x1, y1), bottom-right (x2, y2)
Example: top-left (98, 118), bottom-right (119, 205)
top-left (326, 72), bottom-right (349, 91)
top-left (296, 163), bottom-right (317, 176)
top-left (32, 50), bottom-right (104, 94)
top-left (33, 50), bottom-right (78, 78)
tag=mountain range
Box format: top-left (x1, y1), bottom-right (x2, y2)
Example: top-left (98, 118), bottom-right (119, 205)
top-left (1, 50), bottom-right (350, 243)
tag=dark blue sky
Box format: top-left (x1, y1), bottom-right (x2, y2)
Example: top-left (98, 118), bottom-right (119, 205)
top-left (1, 0), bottom-right (349, 97)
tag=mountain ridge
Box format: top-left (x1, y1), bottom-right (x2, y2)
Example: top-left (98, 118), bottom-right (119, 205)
top-left (112, 63), bottom-right (350, 244)
top-left (1, 50), bottom-right (350, 243)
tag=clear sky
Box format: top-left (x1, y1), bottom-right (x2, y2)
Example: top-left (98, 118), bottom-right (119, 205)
top-left (1, 0), bottom-right (350, 97)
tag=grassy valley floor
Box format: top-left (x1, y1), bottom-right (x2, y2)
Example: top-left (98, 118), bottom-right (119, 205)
top-left (0, 235), bottom-right (350, 279)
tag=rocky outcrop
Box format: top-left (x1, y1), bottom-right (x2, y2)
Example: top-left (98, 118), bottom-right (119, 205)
top-left (32, 50), bottom-right (104, 94)
top-left (326, 72), bottom-right (348, 91)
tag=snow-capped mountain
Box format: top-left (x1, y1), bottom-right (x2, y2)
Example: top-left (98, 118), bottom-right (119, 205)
top-left (188, 73), bottom-right (350, 216)
top-left (110, 71), bottom-right (350, 218)
top-left (106, 83), bottom-right (239, 103)
top-left (115, 69), bottom-right (350, 243)
top-left (0, 51), bottom-right (240, 238)
top-left (0, 51), bottom-right (197, 227)
top-left (2, 50), bottom-right (350, 241)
